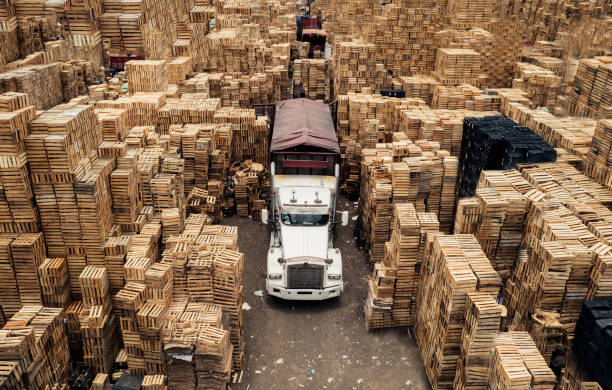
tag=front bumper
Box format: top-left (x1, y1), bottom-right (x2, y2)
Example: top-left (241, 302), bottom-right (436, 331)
top-left (266, 279), bottom-right (342, 300)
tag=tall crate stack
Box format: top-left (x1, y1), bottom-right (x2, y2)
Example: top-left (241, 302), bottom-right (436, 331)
top-left (10, 233), bottom-right (46, 307)
top-left (360, 0), bottom-right (441, 77)
top-left (0, 1), bottom-right (19, 66)
top-left (79, 266), bottom-right (118, 374)
top-left (0, 64), bottom-right (64, 110)
top-left (0, 92), bottom-right (38, 234)
top-left (210, 242), bottom-right (245, 370)
top-left (414, 233), bottom-right (501, 389)
top-left (143, 262), bottom-right (173, 373)
top-left (25, 103), bottom-right (111, 293)
top-left (488, 332), bottom-right (556, 390)
top-left (585, 119), bottom-right (612, 189)
top-left (330, 41), bottom-right (386, 99)
top-left (125, 60), bottom-right (169, 94)
top-left (364, 204), bottom-right (441, 329)
top-left (0, 237), bottom-right (20, 317)
top-left (37, 257), bottom-right (71, 308)
top-left (113, 281), bottom-right (147, 375)
top-left (568, 57), bottom-right (612, 119)
top-left (162, 302), bottom-right (232, 390)
top-left (1, 306), bottom-right (72, 389)
top-left (103, 235), bottom-right (134, 293)
top-left (454, 293), bottom-right (504, 390)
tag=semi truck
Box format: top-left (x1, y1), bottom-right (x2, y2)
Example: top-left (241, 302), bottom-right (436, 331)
top-left (261, 98), bottom-right (348, 300)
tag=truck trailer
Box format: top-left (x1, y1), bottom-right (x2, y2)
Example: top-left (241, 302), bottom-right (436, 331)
top-left (262, 99), bottom-right (348, 300)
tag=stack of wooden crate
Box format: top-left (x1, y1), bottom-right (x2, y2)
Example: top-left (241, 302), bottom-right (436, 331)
top-left (230, 161), bottom-right (269, 218)
top-left (330, 41), bottom-right (387, 98)
top-left (360, 0), bottom-right (441, 77)
top-left (454, 171), bottom-right (530, 279)
top-left (585, 120), bottom-right (612, 189)
top-left (141, 263), bottom-right (173, 373)
top-left (357, 139), bottom-right (459, 258)
top-left (0, 63), bottom-right (63, 109)
top-left (0, 92), bottom-right (38, 233)
top-left (157, 94), bottom-right (221, 134)
top-left (364, 203), bottom-right (441, 329)
top-left (444, 0), bottom-right (494, 27)
top-left (398, 75), bottom-right (439, 105)
top-left (336, 92), bottom-right (427, 147)
top-left (167, 57), bottom-right (193, 84)
top-left (1, 306), bottom-right (72, 387)
top-left (213, 107), bottom-right (269, 165)
top-left (457, 161), bottom-right (612, 356)
top-left (513, 62), bottom-right (562, 110)
top-left (125, 60), bottom-right (168, 94)
top-left (293, 59), bottom-right (326, 100)
top-left (37, 257), bottom-right (70, 308)
top-left (488, 332), bottom-right (556, 390)
top-left (25, 103), bottom-right (113, 292)
top-left (113, 281), bottom-right (147, 375)
top-left (433, 48), bottom-right (484, 86)
top-left (0, 1), bottom-right (20, 66)
top-left (79, 266), bottom-right (118, 374)
top-left (103, 235), bottom-right (134, 292)
top-left (431, 84), bottom-right (492, 111)
top-left (96, 107), bottom-right (131, 142)
top-left (587, 245), bottom-right (612, 299)
top-left (9, 233), bottom-right (46, 308)
top-left (567, 57), bottom-right (612, 119)
top-left (499, 99), bottom-right (596, 158)
top-left (414, 233), bottom-right (501, 389)
top-left (454, 293), bottom-right (504, 390)
top-left (163, 302), bottom-right (232, 390)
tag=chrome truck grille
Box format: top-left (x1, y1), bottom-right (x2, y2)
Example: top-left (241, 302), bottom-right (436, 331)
top-left (287, 263), bottom-right (324, 289)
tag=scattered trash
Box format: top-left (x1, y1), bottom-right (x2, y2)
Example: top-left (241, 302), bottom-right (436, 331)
top-left (351, 215), bottom-right (358, 221)
top-left (254, 290), bottom-right (263, 297)
top-left (242, 302), bottom-right (251, 310)
top-left (372, 356), bottom-right (378, 359)
top-left (289, 377), bottom-right (296, 381)
top-left (342, 355), bottom-right (349, 359)
top-left (255, 370), bottom-right (262, 374)
top-left (357, 379), bottom-right (364, 384)
top-left (276, 358), bottom-right (284, 365)
top-left (310, 369), bottom-right (316, 375)
top-left (261, 366), bottom-right (267, 372)
top-left (328, 378), bottom-right (334, 383)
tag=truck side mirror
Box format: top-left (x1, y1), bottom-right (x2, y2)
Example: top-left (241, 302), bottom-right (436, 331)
top-left (341, 211), bottom-right (349, 226)
top-left (261, 209), bottom-right (269, 224)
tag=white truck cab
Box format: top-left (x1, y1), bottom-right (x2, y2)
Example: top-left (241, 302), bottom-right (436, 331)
top-left (264, 174), bottom-right (347, 300)
top-left (261, 99), bottom-right (347, 300)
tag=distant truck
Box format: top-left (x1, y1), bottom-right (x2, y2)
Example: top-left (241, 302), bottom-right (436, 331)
top-left (262, 99), bottom-right (348, 300)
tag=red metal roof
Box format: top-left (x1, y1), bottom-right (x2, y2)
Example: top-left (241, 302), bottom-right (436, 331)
top-left (271, 99), bottom-right (339, 154)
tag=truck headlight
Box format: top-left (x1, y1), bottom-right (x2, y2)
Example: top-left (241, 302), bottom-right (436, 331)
top-left (327, 274), bottom-right (341, 281)
top-left (268, 273), bottom-right (282, 280)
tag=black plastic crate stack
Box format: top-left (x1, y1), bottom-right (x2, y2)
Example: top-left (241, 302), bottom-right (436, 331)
top-left (573, 297), bottom-right (612, 388)
top-left (457, 116), bottom-right (556, 197)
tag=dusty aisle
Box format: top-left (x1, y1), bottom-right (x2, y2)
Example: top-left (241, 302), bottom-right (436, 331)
top-left (226, 196), bottom-right (430, 390)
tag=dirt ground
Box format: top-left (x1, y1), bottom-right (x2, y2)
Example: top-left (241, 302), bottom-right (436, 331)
top-left (225, 196), bottom-right (431, 390)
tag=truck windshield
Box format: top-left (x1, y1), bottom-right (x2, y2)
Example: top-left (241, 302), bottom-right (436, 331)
top-left (281, 214), bottom-right (329, 226)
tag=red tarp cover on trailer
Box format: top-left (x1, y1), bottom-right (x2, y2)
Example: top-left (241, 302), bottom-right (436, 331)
top-left (302, 29), bottom-right (326, 36)
top-left (271, 99), bottom-right (339, 154)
